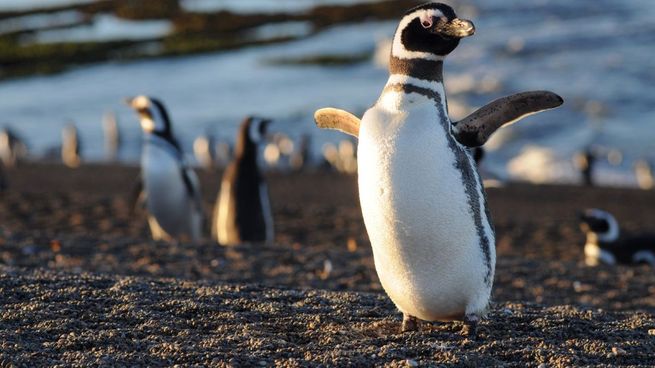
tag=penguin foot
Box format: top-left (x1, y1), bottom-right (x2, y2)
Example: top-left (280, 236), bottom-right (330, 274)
top-left (401, 314), bottom-right (419, 333)
top-left (462, 314), bottom-right (479, 339)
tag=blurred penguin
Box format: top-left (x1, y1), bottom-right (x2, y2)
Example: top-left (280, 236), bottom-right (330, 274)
top-left (103, 111), bottom-right (121, 161)
top-left (0, 127), bottom-right (28, 168)
top-left (213, 117), bottom-right (273, 246)
top-left (193, 133), bottom-right (216, 171)
top-left (215, 140), bottom-right (232, 168)
top-left (0, 162), bottom-right (7, 192)
top-left (573, 147), bottom-right (596, 187)
top-left (579, 209), bottom-right (655, 266)
top-left (290, 134), bottom-right (311, 171)
top-left (126, 95), bottom-right (204, 243)
top-left (634, 159), bottom-right (654, 190)
top-left (62, 123), bottom-right (81, 168)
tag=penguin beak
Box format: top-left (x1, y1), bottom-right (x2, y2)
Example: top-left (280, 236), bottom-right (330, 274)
top-left (437, 18), bottom-right (475, 39)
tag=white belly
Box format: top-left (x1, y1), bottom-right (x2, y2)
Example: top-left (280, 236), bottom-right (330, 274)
top-left (358, 98), bottom-right (494, 321)
top-left (142, 143), bottom-right (201, 241)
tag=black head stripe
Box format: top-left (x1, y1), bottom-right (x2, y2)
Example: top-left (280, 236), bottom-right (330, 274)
top-left (401, 17), bottom-right (461, 56)
top-left (149, 98), bottom-right (172, 132)
top-left (148, 98), bottom-right (183, 154)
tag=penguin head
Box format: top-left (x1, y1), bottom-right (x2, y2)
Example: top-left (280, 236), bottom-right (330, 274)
top-left (125, 95), bottom-right (172, 135)
top-left (392, 2), bottom-right (474, 60)
top-left (245, 117), bottom-right (272, 145)
top-left (235, 116), bottom-right (272, 158)
top-left (579, 208), bottom-right (620, 243)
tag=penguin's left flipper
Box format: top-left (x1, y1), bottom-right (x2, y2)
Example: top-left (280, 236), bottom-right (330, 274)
top-left (453, 91), bottom-right (563, 147)
top-left (314, 108), bottom-right (361, 138)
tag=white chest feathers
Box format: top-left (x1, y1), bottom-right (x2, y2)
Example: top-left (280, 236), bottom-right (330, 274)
top-left (141, 137), bottom-right (202, 242)
top-left (357, 88), bottom-right (495, 321)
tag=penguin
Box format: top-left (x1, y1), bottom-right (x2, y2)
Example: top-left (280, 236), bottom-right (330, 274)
top-left (215, 140), bottom-right (232, 168)
top-left (193, 133), bottom-right (216, 171)
top-left (579, 208), bottom-right (655, 267)
top-left (573, 146), bottom-right (596, 187)
top-left (634, 159), bottom-right (654, 190)
top-left (0, 127), bottom-right (28, 168)
top-left (103, 111), bottom-right (121, 161)
top-left (213, 117), bottom-right (273, 246)
top-left (61, 123), bottom-right (82, 168)
top-left (290, 134), bottom-right (311, 171)
top-left (126, 95), bottom-right (204, 243)
top-left (313, 2), bottom-right (563, 335)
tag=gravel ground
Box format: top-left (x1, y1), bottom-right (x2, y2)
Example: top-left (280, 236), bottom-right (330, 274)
top-left (0, 163), bottom-right (654, 366)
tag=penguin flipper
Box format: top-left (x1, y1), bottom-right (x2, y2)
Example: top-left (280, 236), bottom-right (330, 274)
top-left (314, 108), bottom-right (360, 138)
top-left (453, 91), bottom-right (563, 147)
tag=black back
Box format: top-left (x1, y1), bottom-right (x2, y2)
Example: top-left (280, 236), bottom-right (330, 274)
top-left (223, 117), bottom-right (269, 242)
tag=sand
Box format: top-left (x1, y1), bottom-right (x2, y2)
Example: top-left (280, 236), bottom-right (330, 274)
top-left (1, 163), bottom-right (654, 366)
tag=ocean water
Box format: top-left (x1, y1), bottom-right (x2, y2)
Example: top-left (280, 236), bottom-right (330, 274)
top-left (0, 0), bottom-right (653, 187)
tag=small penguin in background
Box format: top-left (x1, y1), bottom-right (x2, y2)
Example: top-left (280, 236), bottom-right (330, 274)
top-left (290, 134), bottom-right (311, 171)
top-left (0, 127), bottom-right (28, 168)
top-left (0, 162), bottom-right (7, 192)
top-left (193, 133), bottom-right (216, 171)
top-left (634, 159), bottom-right (654, 190)
top-left (61, 123), bottom-right (81, 168)
top-left (126, 95), bottom-right (204, 243)
top-left (314, 2), bottom-right (562, 335)
top-left (213, 117), bottom-right (273, 246)
top-left (573, 146), bottom-right (596, 187)
top-left (579, 209), bottom-right (655, 266)
top-left (472, 147), bottom-right (485, 166)
top-left (215, 140), bottom-right (232, 168)
top-left (103, 111), bottom-right (121, 161)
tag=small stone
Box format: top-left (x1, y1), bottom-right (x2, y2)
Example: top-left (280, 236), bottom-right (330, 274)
top-left (501, 308), bottom-right (513, 316)
top-left (537, 364), bottom-right (547, 368)
top-left (406, 359), bottom-right (418, 367)
top-left (612, 347), bottom-right (626, 356)
top-left (648, 329), bottom-right (655, 336)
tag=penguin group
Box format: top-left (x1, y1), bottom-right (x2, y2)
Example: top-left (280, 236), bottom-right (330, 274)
top-left (7, 1), bottom-right (655, 341)
top-left (126, 97), bottom-right (274, 246)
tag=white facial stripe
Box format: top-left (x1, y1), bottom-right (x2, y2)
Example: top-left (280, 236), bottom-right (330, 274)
top-left (248, 120), bottom-right (263, 142)
top-left (387, 74), bottom-right (443, 90)
top-left (140, 118), bottom-right (156, 132)
top-left (392, 9), bottom-right (446, 61)
top-left (632, 250), bottom-right (655, 266)
top-left (585, 209), bottom-right (620, 242)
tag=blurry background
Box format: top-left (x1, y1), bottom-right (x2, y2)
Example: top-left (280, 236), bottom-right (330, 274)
top-left (0, 0), bottom-right (653, 186)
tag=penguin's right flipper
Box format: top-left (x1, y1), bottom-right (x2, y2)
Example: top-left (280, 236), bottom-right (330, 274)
top-left (314, 108), bottom-right (361, 138)
top-left (453, 91), bottom-right (563, 147)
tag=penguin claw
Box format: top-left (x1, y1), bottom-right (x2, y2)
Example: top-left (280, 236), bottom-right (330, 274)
top-left (462, 314), bottom-right (479, 339)
top-left (401, 314), bottom-right (419, 333)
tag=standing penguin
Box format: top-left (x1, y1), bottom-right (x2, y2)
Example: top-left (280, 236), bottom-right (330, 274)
top-left (0, 127), bottom-right (28, 168)
top-left (314, 2), bottom-right (562, 335)
top-left (126, 95), bottom-right (204, 243)
top-left (213, 117), bottom-right (273, 246)
top-left (103, 111), bottom-right (121, 161)
top-left (61, 123), bottom-right (82, 168)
